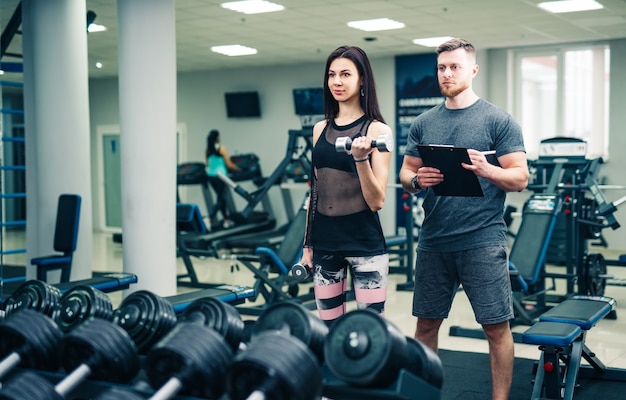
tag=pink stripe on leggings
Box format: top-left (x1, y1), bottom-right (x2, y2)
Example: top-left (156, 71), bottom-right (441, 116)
top-left (317, 304), bottom-right (346, 321)
top-left (354, 287), bottom-right (387, 304)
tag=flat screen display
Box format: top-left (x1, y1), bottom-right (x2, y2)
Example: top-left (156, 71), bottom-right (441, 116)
top-left (293, 87), bottom-right (324, 116)
top-left (225, 91), bottom-right (261, 118)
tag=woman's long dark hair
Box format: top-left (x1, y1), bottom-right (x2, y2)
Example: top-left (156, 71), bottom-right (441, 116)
top-left (206, 129), bottom-right (220, 157)
top-left (322, 45), bottom-right (385, 124)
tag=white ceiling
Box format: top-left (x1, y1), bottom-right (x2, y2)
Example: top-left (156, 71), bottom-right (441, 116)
top-left (1, 0), bottom-right (626, 81)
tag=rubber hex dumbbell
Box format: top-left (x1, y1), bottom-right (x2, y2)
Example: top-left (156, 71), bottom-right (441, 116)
top-left (335, 134), bottom-right (394, 155)
top-left (0, 317), bottom-right (140, 400)
top-left (0, 308), bottom-right (63, 380)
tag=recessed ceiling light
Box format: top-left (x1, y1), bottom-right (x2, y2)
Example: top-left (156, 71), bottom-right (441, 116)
top-left (347, 18), bottom-right (405, 32)
top-left (221, 0), bottom-right (285, 14)
top-left (412, 36), bottom-right (454, 48)
top-left (95, 62), bottom-right (103, 69)
top-left (537, 0), bottom-right (603, 13)
top-left (211, 45), bottom-right (258, 56)
top-left (87, 23), bottom-right (107, 33)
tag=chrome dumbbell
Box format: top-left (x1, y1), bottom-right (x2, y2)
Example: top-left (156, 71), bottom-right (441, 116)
top-left (335, 134), bottom-right (394, 155)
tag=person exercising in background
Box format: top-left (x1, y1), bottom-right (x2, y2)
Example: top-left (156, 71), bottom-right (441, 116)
top-left (205, 129), bottom-right (239, 228)
top-left (399, 38), bottom-right (529, 400)
top-left (299, 45), bottom-right (392, 325)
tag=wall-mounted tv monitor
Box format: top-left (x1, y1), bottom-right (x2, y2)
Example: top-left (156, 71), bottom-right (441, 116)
top-left (293, 87), bottom-right (324, 116)
top-left (225, 91), bottom-right (261, 118)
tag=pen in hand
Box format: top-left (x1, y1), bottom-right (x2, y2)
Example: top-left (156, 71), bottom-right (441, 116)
top-left (480, 150), bottom-right (496, 155)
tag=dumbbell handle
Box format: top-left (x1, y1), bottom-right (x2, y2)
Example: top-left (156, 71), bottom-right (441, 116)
top-left (335, 134), bottom-right (394, 154)
top-left (56, 363), bottom-right (92, 396)
top-left (291, 263), bottom-right (311, 282)
top-left (149, 377), bottom-right (183, 400)
top-left (0, 352), bottom-right (21, 379)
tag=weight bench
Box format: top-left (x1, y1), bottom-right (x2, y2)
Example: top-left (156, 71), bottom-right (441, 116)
top-left (0, 273), bottom-right (139, 303)
top-left (222, 202), bottom-right (315, 315)
top-left (166, 284), bottom-right (256, 313)
top-left (521, 295), bottom-right (625, 399)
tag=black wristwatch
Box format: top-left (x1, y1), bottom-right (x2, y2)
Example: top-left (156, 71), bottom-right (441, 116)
top-left (411, 175), bottom-right (421, 190)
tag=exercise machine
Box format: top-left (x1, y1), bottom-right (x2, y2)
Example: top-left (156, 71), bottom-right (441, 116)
top-left (450, 137), bottom-right (625, 339)
top-left (177, 152), bottom-right (275, 234)
top-left (188, 128), bottom-right (313, 256)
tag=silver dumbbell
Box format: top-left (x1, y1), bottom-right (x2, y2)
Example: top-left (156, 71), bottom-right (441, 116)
top-left (335, 134), bottom-right (394, 155)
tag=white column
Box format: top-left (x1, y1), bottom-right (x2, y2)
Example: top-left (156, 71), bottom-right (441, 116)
top-left (117, 0), bottom-right (177, 295)
top-left (22, 0), bottom-right (93, 282)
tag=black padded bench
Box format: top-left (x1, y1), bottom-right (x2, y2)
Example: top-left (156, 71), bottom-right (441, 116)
top-left (0, 272), bottom-right (138, 300)
top-left (166, 284), bottom-right (256, 313)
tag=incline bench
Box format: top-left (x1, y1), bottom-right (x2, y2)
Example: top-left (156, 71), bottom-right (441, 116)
top-left (521, 295), bottom-right (626, 399)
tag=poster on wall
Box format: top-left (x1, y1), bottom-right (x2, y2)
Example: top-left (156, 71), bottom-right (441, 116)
top-left (395, 53), bottom-right (443, 238)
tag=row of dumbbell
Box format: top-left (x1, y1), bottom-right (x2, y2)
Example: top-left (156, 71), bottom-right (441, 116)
top-left (0, 298), bottom-right (443, 399)
top-left (0, 286), bottom-right (328, 400)
top-left (0, 306), bottom-right (319, 400)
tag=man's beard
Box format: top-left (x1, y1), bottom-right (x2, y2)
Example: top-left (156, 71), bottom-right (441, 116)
top-left (439, 81), bottom-right (469, 98)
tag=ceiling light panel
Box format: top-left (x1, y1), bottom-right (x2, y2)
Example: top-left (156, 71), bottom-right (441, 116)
top-left (347, 18), bottom-right (405, 32)
top-left (537, 0), bottom-right (604, 14)
top-left (211, 45), bottom-right (258, 56)
top-left (221, 0), bottom-right (285, 15)
top-left (412, 36), bottom-right (454, 47)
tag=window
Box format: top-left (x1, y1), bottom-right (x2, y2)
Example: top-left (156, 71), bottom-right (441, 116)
top-left (514, 44), bottom-right (610, 159)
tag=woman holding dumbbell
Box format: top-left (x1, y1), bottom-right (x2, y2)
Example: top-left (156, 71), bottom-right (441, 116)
top-left (300, 45), bottom-right (392, 325)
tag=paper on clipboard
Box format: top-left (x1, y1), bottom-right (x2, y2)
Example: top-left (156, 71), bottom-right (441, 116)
top-left (417, 144), bottom-right (484, 197)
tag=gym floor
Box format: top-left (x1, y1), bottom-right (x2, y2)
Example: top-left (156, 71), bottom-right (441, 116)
top-left (5, 230), bottom-right (626, 370)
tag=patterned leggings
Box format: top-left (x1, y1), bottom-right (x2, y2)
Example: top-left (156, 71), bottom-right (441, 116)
top-left (311, 252), bottom-right (389, 324)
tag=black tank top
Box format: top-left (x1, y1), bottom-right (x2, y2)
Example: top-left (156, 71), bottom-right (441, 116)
top-left (308, 116), bottom-right (387, 256)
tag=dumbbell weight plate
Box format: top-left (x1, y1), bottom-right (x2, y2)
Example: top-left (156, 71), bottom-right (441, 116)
top-left (94, 387), bottom-right (147, 400)
top-left (146, 322), bottom-right (233, 399)
top-left (62, 317), bottom-right (140, 384)
top-left (227, 331), bottom-right (322, 400)
top-left (252, 301), bottom-right (328, 362)
top-left (54, 285), bottom-right (113, 332)
top-left (3, 280), bottom-right (62, 318)
top-left (0, 370), bottom-right (62, 400)
top-left (0, 308), bottom-right (63, 372)
top-left (405, 336), bottom-right (443, 389)
top-left (179, 296), bottom-right (245, 351)
top-left (323, 309), bottom-right (408, 387)
top-left (113, 290), bottom-right (177, 354)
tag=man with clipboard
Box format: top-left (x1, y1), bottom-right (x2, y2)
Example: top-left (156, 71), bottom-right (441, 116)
top-left (399, 38), bottom-right (528, 400)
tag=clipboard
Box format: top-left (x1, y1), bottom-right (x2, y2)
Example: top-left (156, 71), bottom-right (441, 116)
top-left (417, 145), bottom-right (484, 197)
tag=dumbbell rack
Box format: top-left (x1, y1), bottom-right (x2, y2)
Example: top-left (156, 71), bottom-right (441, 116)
top-left (5, 366), bottom-right (441, 400)
top-left (322, 367), bottom-right (441, 399)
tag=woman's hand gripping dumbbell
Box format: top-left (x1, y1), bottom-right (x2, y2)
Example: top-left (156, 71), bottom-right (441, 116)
top-left (335, 133), bottom-right (394, 155)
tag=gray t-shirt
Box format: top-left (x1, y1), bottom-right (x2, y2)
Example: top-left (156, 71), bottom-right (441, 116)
top-left (404, 98), bottom-right (525, 252)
